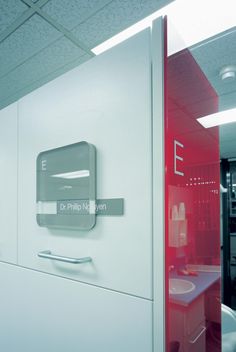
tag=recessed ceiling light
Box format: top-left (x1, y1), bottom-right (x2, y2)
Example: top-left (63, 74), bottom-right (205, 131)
top-left (92, 0), bottom-right (236, 56)
top-left (197, 108), bottom-right (236, 128)
top-left (220, 65), bottom-right (236, 82)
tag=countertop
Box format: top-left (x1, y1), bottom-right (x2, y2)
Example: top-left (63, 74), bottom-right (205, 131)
top-left (169, 270), bottom-right (220, 307)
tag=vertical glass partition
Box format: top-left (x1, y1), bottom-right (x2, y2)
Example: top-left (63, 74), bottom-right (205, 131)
top-left (165, 34), bottom-right (221, 351)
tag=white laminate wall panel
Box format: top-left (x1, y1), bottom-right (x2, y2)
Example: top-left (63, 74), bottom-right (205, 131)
top-left (18, 30), bottom-right (153, 298)
top-left (0, 103), bottom-right (17, 263)
top-left (152, 18), bottom-right (165, 352)
top-left (0, 262), bottom-right (153, 352)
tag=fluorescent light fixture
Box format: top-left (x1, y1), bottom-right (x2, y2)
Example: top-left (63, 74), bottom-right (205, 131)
top-left (197, 108), bottom-right (236, 128)
top-left (92, 2), bottom-right (172, 55)
top-left (51, 170), bottom-right (90, 179)
top-left (92, 0), bottom-right (236, 56)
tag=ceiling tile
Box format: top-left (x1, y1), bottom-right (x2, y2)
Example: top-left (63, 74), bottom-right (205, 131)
top-left (191, 28), bottom-right (236, 97)
top-left (0, 14), bottom-right (63, 78)
top-left (220, 123), bottom-right (236, 143)
top-left (190, 28), bottom-right (236, 159)
top-left (41, 0), bottom-right (112, 30)
top-left (220, 91), bottom-right (236, 111)
top-left (0, 37), bottom-right (88, 107)
top-left (207, 75), bottom-right (236, 97)
top-left (220, 149), bottom-right (235, 160)
top-left (0, 0), bottom-right (29, 35)
top-left (220, 138), bottom-right (236, 158)
top-left (72, 0), bottom-right (171, 48)
top-left (0, 0), bottom-right (172, 110)
top-left (191, 28), bottom-right (236, 74)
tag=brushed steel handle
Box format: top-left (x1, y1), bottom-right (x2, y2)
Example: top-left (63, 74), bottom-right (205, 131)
top-left (38, 250), bottom-right (92, 264)
top-left (189, 326), bottom-right (206, 344)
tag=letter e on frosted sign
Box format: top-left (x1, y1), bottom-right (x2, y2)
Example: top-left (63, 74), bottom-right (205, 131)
top-left (174, 140), bottom-right (184, 176)
top-left (41, 160), bottom-right (47, 171)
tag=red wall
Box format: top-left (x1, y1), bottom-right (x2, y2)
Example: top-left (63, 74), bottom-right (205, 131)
top-left (166, 48), bottom-right (221, 351)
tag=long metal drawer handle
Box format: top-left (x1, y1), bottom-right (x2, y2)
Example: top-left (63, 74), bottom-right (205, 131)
top-left (38, 250), bottom-right (92, 264)
top-left (189, 326), bottom-right (206, 344)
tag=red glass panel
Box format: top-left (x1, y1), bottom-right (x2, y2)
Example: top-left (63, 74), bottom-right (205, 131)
top-left (165, 45), bottom-right (221, 351)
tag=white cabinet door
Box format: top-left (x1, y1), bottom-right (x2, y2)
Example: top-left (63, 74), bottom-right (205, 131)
top-left (18, 30), bottom-right (153, 299)
top-left (0, 103), bottom-right (17, 264)
top-left (0, 262), bottom-right (153, 352)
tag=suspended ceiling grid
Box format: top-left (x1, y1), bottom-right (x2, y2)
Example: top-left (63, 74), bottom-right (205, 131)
top-left (0, 0), bottom-right (172, 110)
top-left (1, 1), bottom-right (236, 157)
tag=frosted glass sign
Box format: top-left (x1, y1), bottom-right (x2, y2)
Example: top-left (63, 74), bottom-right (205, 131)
top-left (36, 141), bottom-right (96, 230)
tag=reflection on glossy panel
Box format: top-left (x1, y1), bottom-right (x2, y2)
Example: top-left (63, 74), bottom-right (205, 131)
top-left (166, 48), bottom-right (221, 352)
top-left (36, 141), bottom-right (96, 230)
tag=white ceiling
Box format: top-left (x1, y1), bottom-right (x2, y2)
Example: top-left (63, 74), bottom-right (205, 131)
top-left (190, 27), bottom-right (236, 158)
top-left (0, 0), bottom-right (172, 110)
top-left (1, 0), bottom-right (236, 158)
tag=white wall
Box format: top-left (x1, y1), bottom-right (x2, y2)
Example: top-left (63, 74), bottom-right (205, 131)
top-left (0, 20), bottom-right (165, 352)
top-left (0, 103), bottom-right (17, 264)
top-left (17, 29), bottom-right (153, 299)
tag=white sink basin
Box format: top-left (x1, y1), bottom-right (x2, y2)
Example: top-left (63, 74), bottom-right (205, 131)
top-left (169, 278), bottom-right (196, 294)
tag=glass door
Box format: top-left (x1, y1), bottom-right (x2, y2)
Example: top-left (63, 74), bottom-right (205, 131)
top-left (165, 29), bottom-right (221, 352)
